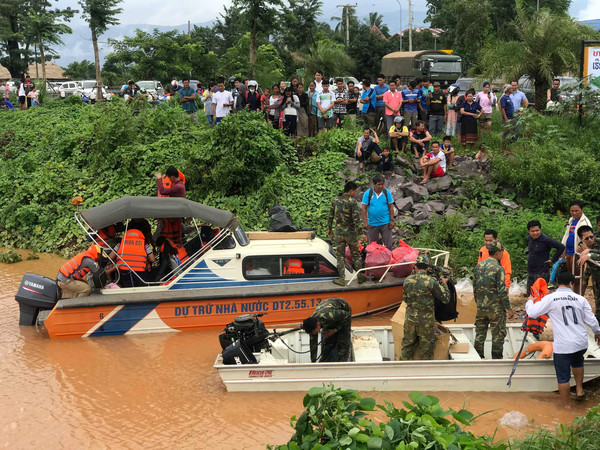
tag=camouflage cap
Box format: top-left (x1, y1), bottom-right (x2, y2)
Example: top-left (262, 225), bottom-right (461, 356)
top-left (415, 254), bottom-right (430, 266)
top-left (488, 240), bottom-right (504, 253)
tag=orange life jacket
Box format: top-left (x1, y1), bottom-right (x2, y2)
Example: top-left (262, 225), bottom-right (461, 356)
top-left (59, 245), bottom-right (99, 280)
top-left (160, 239), bottom-right (189, 264)
top-left (157, 171), bottom-right (185, 197)
top-left (522, 278), bottom-right (549, 335)
top-left (159, 218), bottom-right (182, 244)
top-left (117, 229), bottom-right (149, 272)
top-left (94, 225), bottom-right (117, 246)
top-left (283, 258), bottom-right (304, 274)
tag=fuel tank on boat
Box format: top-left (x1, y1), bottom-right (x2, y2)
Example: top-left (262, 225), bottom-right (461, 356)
top-left (15, 273), bottom-right (60, 325)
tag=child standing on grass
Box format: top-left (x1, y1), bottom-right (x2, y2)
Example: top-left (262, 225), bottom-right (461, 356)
top-left (441, 135), bottom-right (455, 169)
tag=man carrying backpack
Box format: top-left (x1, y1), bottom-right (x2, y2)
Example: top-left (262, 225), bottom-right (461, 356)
top-left (361, 174), bottom-right (394, 250)
top-left (401, 254), bottom-right (449, 360)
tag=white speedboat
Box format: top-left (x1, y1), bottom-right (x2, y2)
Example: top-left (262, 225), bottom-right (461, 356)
top-left (215, 323), bottom-right (600, 392)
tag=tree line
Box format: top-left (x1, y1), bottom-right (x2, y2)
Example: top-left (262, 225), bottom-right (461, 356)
top-left (1, 0), bottom-right (598, 107)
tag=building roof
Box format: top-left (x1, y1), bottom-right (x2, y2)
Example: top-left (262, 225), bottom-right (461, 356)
top-left (0, 65), bottom-right (10, 79)
top-left (27, 61), bottom-right (67, 80)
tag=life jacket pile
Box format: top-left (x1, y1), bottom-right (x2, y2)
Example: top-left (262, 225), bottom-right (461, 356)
top-left (117, 229), bottom-right (149, 272)
top-left (522, 277), bottom-right (549, 335)
top-left (59, 245), bottom-right (99, 281)
top-left (283, 258), bottom-right (304, 274)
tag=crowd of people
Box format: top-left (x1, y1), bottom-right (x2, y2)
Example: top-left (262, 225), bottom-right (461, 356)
top-left (324, 175), bottom-right (600, 405)
top-left (0, 76), bottom-right (41, 111)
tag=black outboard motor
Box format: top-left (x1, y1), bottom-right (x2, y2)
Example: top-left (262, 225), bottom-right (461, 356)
top-left (220, 314), bottom-right (271, 365)
top-left (15, 273), bottom-right (60, 325)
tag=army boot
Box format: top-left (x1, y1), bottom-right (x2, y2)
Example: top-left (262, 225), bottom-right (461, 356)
top-left (333, 278), bottom-right (346, 286)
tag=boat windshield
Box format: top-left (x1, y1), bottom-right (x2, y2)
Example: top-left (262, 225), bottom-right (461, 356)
top-left (234, 225), bottom-right (249, 246)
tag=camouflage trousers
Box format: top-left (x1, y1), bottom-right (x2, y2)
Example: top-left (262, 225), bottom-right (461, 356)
top-left (474, 307), bottom-right (507, 359)
top-left (401, 319), bottom-right (435, 360)
top-left (334, 234), bottom-right (362, 277)
top-left (320, 319), bottom-right (352, 362)
top-left (591, 274), bottom-right (600, 323)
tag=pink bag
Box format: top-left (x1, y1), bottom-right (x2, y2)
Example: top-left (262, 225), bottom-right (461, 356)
top-left (365, 242), bottom-right (392, 279)
top-left (390, 239), bottom-right (418, 278)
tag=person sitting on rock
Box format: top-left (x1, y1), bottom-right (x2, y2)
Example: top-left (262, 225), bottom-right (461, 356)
top-left (441, 135), bottom-right (455, 169)
top-left (409, 120), bottom-right (432, 158)
top-left (378, 147), bottom-right (395, 177)
top-left (419, 141), bottom-right (446, 184)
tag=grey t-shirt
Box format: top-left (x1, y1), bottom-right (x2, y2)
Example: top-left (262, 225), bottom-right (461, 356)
top-left (204, 92), bottom-right (214, 116)
top-left (356, 136), bottom-right (373, 156)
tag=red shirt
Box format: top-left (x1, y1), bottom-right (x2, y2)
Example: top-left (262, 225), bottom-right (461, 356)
top-left (157, 178), bottom-right (185, 198)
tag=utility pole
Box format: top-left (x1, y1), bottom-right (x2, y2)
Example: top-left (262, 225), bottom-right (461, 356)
top-left (337, 4), bottom-right (357, 47)
top-left (395, 0), bottom-right (402, 51)
top-left (408, 0), bottom-right (413, 51)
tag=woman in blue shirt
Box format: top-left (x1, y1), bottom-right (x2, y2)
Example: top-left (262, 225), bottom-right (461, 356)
top-left (459, 90), bottom-right (482, 152)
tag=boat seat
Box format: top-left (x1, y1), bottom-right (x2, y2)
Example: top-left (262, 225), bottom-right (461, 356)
top-left (352, 329), bottom-right (383, 362)
top-left (449, 331), bottom-right (481, 361)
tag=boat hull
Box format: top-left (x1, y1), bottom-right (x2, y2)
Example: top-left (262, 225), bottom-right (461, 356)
top-left (215, 324), bottom-right (600, 392)
top-left (42, 283), bottom-right (403, 339)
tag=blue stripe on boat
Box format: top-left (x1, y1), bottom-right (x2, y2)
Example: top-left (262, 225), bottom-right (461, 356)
top-left (90, 303), bottom-right (159, 336)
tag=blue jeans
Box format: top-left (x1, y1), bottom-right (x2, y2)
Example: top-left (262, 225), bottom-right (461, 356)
top-left (206, 114), bottom-right (214, 127)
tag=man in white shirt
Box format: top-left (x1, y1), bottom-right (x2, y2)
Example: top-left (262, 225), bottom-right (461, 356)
top-left (526, 271), bottom-right (600, 407)
top-left (314, 71), bottom-right (324, 93)
top-left (419, 141), bottom-right (446, 184)
top-left (212, 78), bottom-right (234, 124)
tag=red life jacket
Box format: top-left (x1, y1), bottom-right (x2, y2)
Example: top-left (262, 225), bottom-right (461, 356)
top-left (522, 278), bottom-right (549, 335)
top-left (158, 171), bottom-right (185, 197)
top-left (159, 218), bottom-right (182, 244)
top-left (59, 245), bottom-right (99, 281)
top-left (283, 259), bottom-right (304, 274)
top-left (117, 229), bottom-right (149, 272)
top-left (160, 239), bottom-right (189, 264)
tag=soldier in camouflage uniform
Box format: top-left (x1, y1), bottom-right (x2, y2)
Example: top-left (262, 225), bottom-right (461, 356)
top-left (327, 181), bottom-right (366, 286)
top-left (400, 254), bottom-right (450, 360)
top-left (473, 240), bottom-right (515, 359)
top-left (577, 225), bottom-right (600, 322)
top-left (302, 298), bottom-right (352, 362)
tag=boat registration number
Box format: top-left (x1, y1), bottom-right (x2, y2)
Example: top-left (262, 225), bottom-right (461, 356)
top-left (248, 370), bottom-right (273, 378)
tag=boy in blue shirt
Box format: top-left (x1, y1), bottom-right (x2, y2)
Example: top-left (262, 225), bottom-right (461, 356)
top-left (441, 135), bottom-right (454, 169)
top-left (360, 79), bottom-right (377, 128)
top-left (402, 80), bottom-right (420, 131)
top-left (418, 77), bottom-right (431, 122)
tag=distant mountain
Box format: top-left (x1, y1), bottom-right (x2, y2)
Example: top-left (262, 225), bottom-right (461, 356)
top-left (579, 19), bottom-right (600, 30)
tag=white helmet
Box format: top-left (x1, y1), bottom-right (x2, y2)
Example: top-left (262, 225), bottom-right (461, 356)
top-left (248, 80), bottom-right (258, 87)
top-left (171, 80), bottom-right (178, 88)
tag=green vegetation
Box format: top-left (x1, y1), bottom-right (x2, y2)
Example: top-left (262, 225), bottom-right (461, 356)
top-left (270, 385), bottom-right (600, 449)
top-left (0, 101), bottom-right (590, 281)
top-left (268, 385), bottom-right (493, 450)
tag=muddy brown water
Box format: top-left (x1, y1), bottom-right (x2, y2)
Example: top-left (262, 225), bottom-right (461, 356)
top-left (0, 253), bottom-right (594, 448)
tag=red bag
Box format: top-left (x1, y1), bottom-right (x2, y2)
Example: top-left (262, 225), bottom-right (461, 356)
top-left (390, 239), bottom-right (418, 278)
top-left (345, 241), bottom-right (364, 267)
top-left (365, 242), bottom-right (392, 279)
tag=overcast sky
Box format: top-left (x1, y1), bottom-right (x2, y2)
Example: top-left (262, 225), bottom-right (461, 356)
top-left (59, 0), bottom-right (599, 28)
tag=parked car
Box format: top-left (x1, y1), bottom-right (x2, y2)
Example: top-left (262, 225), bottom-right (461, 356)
top-left (455, 77), bottom-right (474, 96)
top-left (135, 80), bottom-right (164, 95)
top-left (518, 75), bottom-right (578, 106)
top-left (58, 81), bottom-right (81, 98)
top-left (329, 76), bottom-right (362, 91)
top-left (75, 80), bottom-right (109, 101)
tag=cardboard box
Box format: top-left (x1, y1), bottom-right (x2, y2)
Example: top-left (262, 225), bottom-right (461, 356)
top-left (391, 302), bottom-right (450, 360)
top-left (450, 342), bottom-right (470, 353)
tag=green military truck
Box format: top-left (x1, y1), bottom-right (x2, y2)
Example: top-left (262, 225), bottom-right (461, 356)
top-left (381, 50), bottom-right (462, 88)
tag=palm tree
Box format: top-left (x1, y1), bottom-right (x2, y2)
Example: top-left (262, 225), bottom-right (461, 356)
top-left (367, 12), bottom-right (384, 29)
top-left (303, 39), bottom-right (354, 80)
top-left (479, 7), bottom-right (595, 110)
